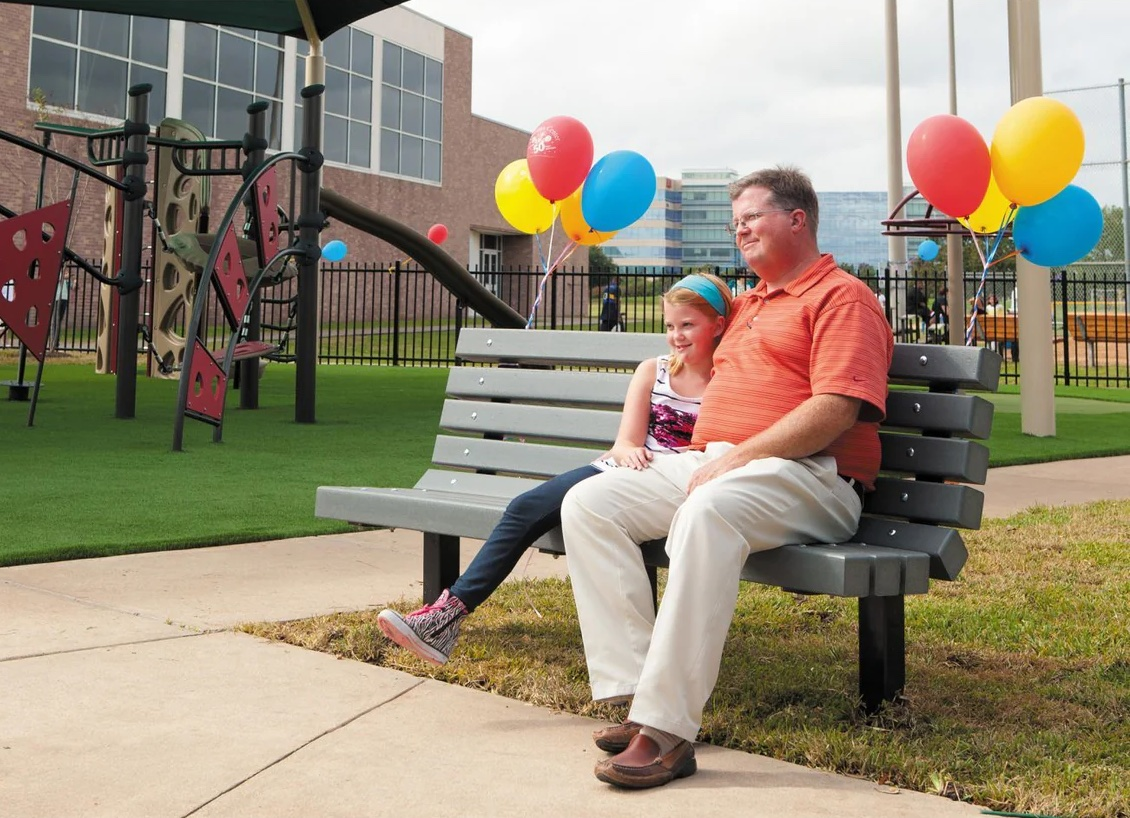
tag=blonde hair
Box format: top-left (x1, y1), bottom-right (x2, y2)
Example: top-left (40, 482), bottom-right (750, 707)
top-left (664, 272), bottom-right (733, 375)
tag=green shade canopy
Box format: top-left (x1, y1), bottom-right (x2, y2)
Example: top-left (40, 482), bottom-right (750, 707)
top-left (4, 0), bottom-right (408, 41)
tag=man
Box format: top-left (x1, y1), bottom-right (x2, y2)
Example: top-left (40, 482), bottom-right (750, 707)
top-left (561, 166), bottom-right (893, 789)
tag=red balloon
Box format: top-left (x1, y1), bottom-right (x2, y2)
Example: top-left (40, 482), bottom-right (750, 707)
top-left (906, 114), bottom-right (991, 218)
top-left (427, 223), bottom-right (448, 244)
top-left (526, 115), bottom-right (594, 203)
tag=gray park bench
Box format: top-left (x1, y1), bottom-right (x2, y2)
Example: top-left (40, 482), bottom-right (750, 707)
top-left (316, 328), bottom-right (1003, 711)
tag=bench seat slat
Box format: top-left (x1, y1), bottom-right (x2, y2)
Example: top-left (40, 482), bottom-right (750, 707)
top-left (432, 435), bottom-right (601, 478)
top-left (885, 391), bottom-right (995, 439)
top-left (851, 517), bottom-right (967, 581)
top-left (878, 433), bottom-right (990, 483)
top-left (440, 400), bottom-right (621, 445)
top-left (447, 366), bottom-right (633, 407)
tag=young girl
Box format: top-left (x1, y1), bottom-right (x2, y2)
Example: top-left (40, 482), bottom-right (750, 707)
top-left (377, 273), bottom-right (733, 665)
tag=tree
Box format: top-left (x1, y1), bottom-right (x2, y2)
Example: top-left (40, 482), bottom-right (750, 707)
top-left (586, 245), bottom-right (616, 272)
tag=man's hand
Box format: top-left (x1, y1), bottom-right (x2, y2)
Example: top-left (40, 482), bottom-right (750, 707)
top-left (687, 448), bottom-right (746, 493)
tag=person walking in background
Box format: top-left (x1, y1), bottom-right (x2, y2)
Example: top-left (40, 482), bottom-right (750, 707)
top-left (930, 286), bottom-right (949, 342)
top-left (48, 269), bottom-right (75, 352)
top-left (563, 166), bottom-right (893, 789)
top-left (599, 277), bottom-right (621, 331)
top-left (376, 274), bottom-right (733, 666)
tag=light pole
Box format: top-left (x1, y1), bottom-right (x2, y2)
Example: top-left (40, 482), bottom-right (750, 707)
top-left (884, 0), bottom-right (907, 308)
top-left (1007, 0), bottom-right (1055, 436)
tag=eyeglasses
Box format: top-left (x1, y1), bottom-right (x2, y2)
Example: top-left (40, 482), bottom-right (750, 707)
top-left (725, 208), bottom-right (794, 235)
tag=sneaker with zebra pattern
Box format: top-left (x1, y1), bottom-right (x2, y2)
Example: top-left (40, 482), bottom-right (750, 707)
top-left (377, 589), bottom-right (468, 665)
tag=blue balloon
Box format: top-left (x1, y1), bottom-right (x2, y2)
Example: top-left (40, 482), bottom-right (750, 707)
top-left (917, 239), bottom-right (939, 262)
top-left (581, 150), bottom-right (657, 232)
top-left (1013, 184), bottom-right (1103, 268)
top-left (321, 239), bottom-right (348, 262)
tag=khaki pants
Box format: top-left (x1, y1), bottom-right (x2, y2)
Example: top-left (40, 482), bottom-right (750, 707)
top-left (561, 445), bottom-right (862, 740)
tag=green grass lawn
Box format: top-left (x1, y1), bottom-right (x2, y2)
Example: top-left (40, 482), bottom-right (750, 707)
top-left (2, 358), bottom-right (1129, 567)
top-left (0, 362), bottom-right (445, 566)
top-left (250, 500), bottom-right (1129, 818)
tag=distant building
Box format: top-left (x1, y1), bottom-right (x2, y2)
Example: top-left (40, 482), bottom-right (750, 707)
top-left (601, 176), bottom-right (682, 270)
top-left (679, 169), bottom-right (742, 270)
top-left (816, 191), bottom-right (889, 271)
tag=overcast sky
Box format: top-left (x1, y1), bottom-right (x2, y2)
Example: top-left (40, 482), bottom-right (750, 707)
top-left (403, 0), bottom-right (1130, 204)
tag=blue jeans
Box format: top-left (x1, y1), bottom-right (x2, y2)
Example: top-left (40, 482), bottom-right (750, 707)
top-left (449, 464), bottom-right (600, 611)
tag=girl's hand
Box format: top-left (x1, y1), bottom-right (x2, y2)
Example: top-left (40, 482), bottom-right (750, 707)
top-left (609, 445), bottom-right (653, 470)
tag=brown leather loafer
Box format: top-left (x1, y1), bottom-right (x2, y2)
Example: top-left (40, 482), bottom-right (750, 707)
top-left (592, 719), bottom-right (642, 752)
top-left (594, 733), bottom-right (696, 789)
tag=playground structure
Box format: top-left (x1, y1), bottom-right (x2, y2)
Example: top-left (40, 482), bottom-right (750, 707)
top-left (1, 90), bottom-right (525, 450)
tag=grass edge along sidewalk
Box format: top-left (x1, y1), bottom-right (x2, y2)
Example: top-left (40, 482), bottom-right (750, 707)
top-left (2, 360), bottom-right (1130, 567)
top-left (246, 499), bottom-right (1130, 818)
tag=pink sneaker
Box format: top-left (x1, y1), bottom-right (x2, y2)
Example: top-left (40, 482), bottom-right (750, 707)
top-left (377, 589), bottom-right (468, 665)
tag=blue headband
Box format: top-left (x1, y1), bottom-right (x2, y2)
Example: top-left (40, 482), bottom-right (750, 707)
top-left (670, 275), bottom-right (729, 316)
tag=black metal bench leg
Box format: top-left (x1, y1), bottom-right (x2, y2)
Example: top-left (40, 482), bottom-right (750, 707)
top-left (646, 564), bottom-right (659, 614)
top-left (423, 533), bottom-right (460, 604)
top-left (858, 595), bottom-right (905, 713)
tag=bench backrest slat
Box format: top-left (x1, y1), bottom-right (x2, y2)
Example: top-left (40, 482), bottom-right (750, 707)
top-left (446, 366), bottom-right (632, 407)
top-left (432, 434), bottom-right (600, 478)
top-left (440, 400), bottom-right (621, 445)
top-left (885, 392), bottom-right (994, 439)
top-left (889, 344), bottom-right (1001, 391)
top-left (878, 433), bottom-right (989, 483)
top-left (457, 328), bottom-right (668, 369)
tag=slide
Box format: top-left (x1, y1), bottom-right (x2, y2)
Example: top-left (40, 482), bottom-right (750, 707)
top-left (321, 188), bottom-right (525, 329)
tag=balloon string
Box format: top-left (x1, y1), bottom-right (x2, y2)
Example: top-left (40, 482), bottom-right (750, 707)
top-left (967, 225), bottom-right (988, 269)
top-left (986, 251), bottom-right (1018, 269)
top-left (525, 239), bottom-right (577, 329)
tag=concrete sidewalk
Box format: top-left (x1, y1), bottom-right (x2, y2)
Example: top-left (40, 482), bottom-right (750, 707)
top-left (3, 457), bottom-right (1128, 818)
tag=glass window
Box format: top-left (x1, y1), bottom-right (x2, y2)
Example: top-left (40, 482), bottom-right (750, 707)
top-left (348, 123), bottom-right (371, 167)
top-left (183, 79), bottom-right (216, 134)
top-left (80, 11), bottom-right (128, 56)
top-left (424, 59), bottom-right (442, 100)
top-left (182, 25), bottom-right (283, 148)
top-left (350, 75), bottom-right (372, 120)
top-left (325, 29), bottom-right (349, 68)
top-left (352, 30), bottom-right (374, 75)
top-left (381, 87), bottom-right (400, 129)
top-left (31, 9), bottom-right (168, 121)
top-left (77, 51), bottom-right (129, 118)
top-left (307, 26), bottom-right (374, 169)
top-left (218, 31), bottom-right (254, 91)
top-left (324, 115), bottom-right (347, 164)
top-left (33, 7), bottom-right (77, 41)
top-left (28, 40), bottom-right (76, 109)
top-left (380, 127), bottom-right (399, 173)
top-left (379, 42), bottom-right (442, 183)
top-left (184, 23), bottom-right (217, 81)
top-left (131, 16), bottom-right (167, 68)
top-left (382, 42), bottom-right (401, 86)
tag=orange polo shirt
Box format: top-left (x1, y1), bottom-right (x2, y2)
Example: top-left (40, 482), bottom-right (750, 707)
top-left (690, 254), bottom-right (893, 487)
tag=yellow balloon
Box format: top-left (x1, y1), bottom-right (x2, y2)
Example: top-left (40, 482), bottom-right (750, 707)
top-left (990, 97), bottom-right (1084, 206)
top-left (558, 188), bottom-right (616, 246)
top-left (494, 159), bottom-right (555, 234)
top-left (958, 173), bottom-right (1017, 234)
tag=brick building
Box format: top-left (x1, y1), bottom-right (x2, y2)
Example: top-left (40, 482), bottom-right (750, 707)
top-left (0, 5), bottom-right (570, 316)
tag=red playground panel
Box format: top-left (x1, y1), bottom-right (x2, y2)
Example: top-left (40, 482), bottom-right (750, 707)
top-left (252, 166), bottom-right (280, 268)
top-left (184, 339), bottom-right (227, 424)
top-left (0, 200), bottom-right (71, 361)
top-left (212, 223), bottom-right (252, 328)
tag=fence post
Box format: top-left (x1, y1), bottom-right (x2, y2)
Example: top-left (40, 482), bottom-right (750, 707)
top-left (1060, 269), bottom-right (1071, 386)
top-left (550, 269), bottom-right (558, 329)
top-left (392, 260), bottom-right (401, 366)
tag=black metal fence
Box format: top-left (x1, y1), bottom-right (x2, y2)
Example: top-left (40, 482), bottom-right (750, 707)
top-left (5, 261), bottom-right (1129, 388)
